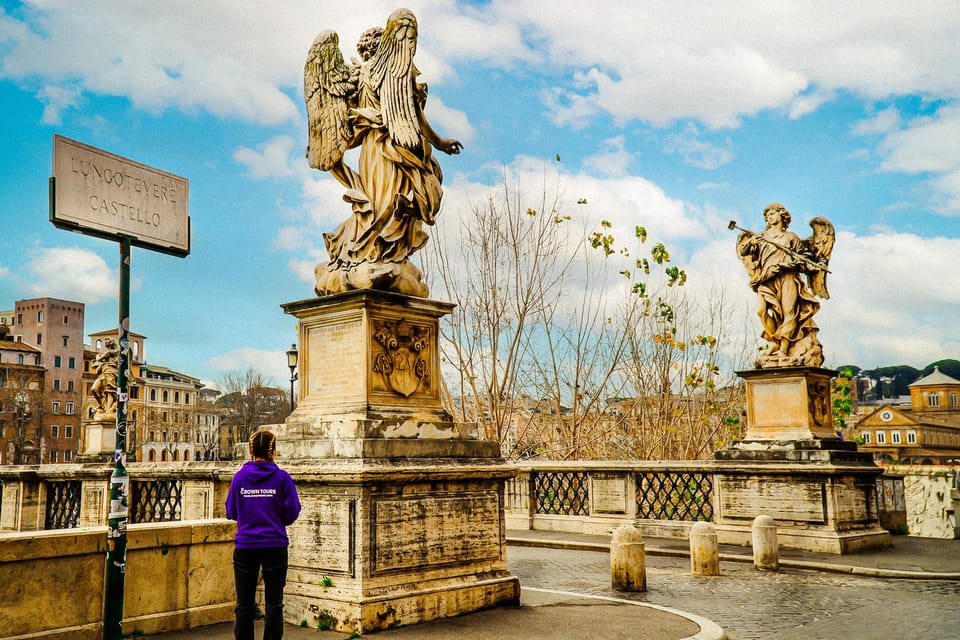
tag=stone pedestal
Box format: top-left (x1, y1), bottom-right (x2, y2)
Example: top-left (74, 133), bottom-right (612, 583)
top-left (713, 367), bottom-right (890, 554)
top-left (77, 417), bottom-right (116, 463)
top-left (272, 291), bottom-right (519, 634)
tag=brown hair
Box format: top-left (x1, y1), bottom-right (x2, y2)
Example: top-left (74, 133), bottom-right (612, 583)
top-left (249, 430), bottom-right (276, 462)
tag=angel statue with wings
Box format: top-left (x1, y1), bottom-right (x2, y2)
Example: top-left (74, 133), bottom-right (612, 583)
top-left (732, 203), bottom-right (835, 368)
top-left (304, 8), bottom-right (462, 298)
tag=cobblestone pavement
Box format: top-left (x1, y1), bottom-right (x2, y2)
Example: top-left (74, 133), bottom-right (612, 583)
top-left (508, 546), bottom-right (960, 640)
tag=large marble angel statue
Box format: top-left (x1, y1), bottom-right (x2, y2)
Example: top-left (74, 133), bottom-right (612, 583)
top-left (733, 203), bottom-right (835, 368)
top-left (90, 337), bottom-right (120, 419)
top-left (304, 8), bottom-right (462, 298)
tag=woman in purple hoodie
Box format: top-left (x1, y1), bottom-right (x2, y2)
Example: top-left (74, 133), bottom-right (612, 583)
top-left (226, 430), bottom-right (301, 640)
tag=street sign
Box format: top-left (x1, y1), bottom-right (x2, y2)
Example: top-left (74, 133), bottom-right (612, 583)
top-left (51, 135), bottom-right (190, 257)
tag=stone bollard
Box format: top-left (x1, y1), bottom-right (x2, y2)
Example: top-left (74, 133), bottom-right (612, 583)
top-left (751, 514), bottom-right (779, 571)
top-left (689, 521), bottom-right (720, 576)
top-left (610, 524), bottom-right (646, 591)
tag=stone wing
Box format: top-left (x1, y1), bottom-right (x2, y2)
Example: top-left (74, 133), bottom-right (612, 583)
top-left (806, 216), bottom-right (835, 299)
top-left (304, 30), bottom-right (356, 170)
top-left (363, 8), bottom-right (421, 150)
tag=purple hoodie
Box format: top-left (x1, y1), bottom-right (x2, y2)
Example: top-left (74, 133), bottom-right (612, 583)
top-left (225, 460), bottom-right (301, 549)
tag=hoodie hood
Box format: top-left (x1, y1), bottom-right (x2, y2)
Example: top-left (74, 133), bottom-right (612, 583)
top-left (242, 460), bottom-right (280, 485)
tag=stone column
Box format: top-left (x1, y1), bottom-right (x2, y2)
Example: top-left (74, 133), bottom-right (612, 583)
top-left (271, 291), bottom-right (519, 634)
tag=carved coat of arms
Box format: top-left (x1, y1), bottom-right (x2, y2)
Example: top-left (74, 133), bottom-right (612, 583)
top-left (372, 321), bottom-right (429, 397)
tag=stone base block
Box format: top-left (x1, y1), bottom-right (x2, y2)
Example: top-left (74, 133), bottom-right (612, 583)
top-left (286, 575), bottom-right (520, 633)
top-left (713, 447), bottom-right (890, 554)
top-left (78, 419), bottom-right (116, 461)
top-left (281, 463), bottom-right (520, 633)
top-left (713, 523), bottom-right (891, 554)
top-left (738, 367), bottom-right (837, 440)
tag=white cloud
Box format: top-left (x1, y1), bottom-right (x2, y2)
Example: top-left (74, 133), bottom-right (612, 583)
top-left (207, 347), bottom-right (289, 387)
top-left (234, 135), bottom-right (300, 179)
top-left (853, 107), bottom-right (902, 136)
top-left (4, 2), bottom-right (958, 134)
top-left (583, 136), bottom-right (635, 177)
top-left (662, 124), bottom-right (734, 170)
top-left (874, 105), bottom-right (960, 215)
top-left (22, 247), bottom-right (117, 303)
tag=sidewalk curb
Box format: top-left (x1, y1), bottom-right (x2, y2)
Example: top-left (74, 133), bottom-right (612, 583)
top-left (524, 587), bottom-right (727, 640)
top-left (506, 537), bottom-right (960, 581)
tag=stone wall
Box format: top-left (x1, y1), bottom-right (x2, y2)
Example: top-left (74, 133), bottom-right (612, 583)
top-left (0, 519), bottom-right (235, 639)
top-left (886, 465), bottom-right (960, 539)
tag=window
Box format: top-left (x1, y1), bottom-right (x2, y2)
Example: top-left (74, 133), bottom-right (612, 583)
top-left (37, 334), bottom-right (42, 345)
top-left (163, 390), bottom-right (169, 403)
top-left (67, 380), bottom-right (74, 392)
top-left (51, 425), bottom-right (59, 438)
top-left (18, 354), bottom-right (24, 365)
top-left (52, 401), bottom-right (60, 414)
top-left (951, 393), bottom-right (958, 407)
top-left (185, 393), bottom-right (191, 404)
top-left (63, 315), bottom-right (69, 324)
top-left (150, 389), bottom-right (157, 402)
top-left (891, 431), bottom-right (901, 444)
top-left (907, 431), bottom-right (917, 444)
top-left (17, 313), bottom-right (22, 324)
top-left (62, 336), bottom-right (68, 347)
top-left (174, 391), bottom-right (180, 404)
top-left (54, 356), bottom-right (62, 368)
top-left (68, 357), bottom-right (76, 369)
top-left (65, 402), bottom-right (74, 415)
top-left (149, 450), bottom-right (157, 462)
top-left (161, 450), bottom-right (168, 462)
top-left (53, 379), bottom-right (61, 391)
top-left (928, 393), bottom-right (940, 407)
top-left (862, 432), bottom-right (870, 444)
top-left (64, 425), bottom-right (73, 438)
top-left (130, 386), bottom-right (139, 399)
top-left (132, 409), bottom-right (138, 422)
top-left (63, 450), bottom-right (72, 462)
top-left (876, 431), bottom-right (886, 444)
top-left (37, 310), bottom-right (43, 323)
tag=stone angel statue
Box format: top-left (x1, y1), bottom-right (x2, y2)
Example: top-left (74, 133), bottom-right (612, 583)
top-left (304, 8), bottom-right (462, 298)
top-left (90, 337), bottom-right (120, 419)
top-left (732, 203), bottom-right (835, 368)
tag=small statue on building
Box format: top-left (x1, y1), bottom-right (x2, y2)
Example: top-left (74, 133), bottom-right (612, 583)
top-left (732, 203), bottom-right (835, 368)
top-left (304, 8), bottom-right (462, 298)
top-left (90, 337), bottom-right (120, 420)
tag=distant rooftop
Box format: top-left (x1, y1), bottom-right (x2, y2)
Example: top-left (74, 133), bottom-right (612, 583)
top-left (909, 366), bottom-right (960, 388)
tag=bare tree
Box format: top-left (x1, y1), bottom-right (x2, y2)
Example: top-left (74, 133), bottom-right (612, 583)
top-left (217, 368), bottom-right (289, 446)
top-left (429, 172), bottom-right (745, 461)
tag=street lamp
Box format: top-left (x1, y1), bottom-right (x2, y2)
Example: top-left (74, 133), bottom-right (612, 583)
top-left (286, 343), bottom-right (299, 412)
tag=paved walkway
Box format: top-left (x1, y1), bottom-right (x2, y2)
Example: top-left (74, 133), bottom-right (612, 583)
top-left (145, 531), bottom-right (960, 640)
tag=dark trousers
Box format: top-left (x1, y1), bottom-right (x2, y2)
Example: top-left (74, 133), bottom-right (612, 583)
top-left (233, 546), bottom-right (288, 640)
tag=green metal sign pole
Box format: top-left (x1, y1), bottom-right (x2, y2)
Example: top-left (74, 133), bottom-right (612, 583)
top-left (103, 237), bottom-right (131, 640)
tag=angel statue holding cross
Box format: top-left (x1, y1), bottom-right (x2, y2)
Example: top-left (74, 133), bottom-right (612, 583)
top-left (304, 8), bottom-right (462, 298)
top-left (732, 203), bottom-right (835, 369)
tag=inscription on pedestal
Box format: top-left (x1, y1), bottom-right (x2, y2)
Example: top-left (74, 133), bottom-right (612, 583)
top-left (289, 497), bottom-right (356, 575)
top-left (308, 320), bottom-right (364, 399)
top-left (591, 476), bottom-right (628, 514)
top-left (372, 492), bottom-right (501, 574)
top-left (719, 477), bottom-right (826, 523)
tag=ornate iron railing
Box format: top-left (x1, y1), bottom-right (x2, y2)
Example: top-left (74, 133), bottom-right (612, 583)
top-left (131, 479), bottom-right (183, 523)
top-left (635, 470), bottom-right (713, 521)
top-left (532, 470), bottom-right (590, 516)
top-left (44, 480), bottom-right (81, 530)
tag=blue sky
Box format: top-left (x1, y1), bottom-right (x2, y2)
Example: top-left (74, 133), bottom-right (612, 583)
top-left (1, 1), bottom-right (958, 387)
